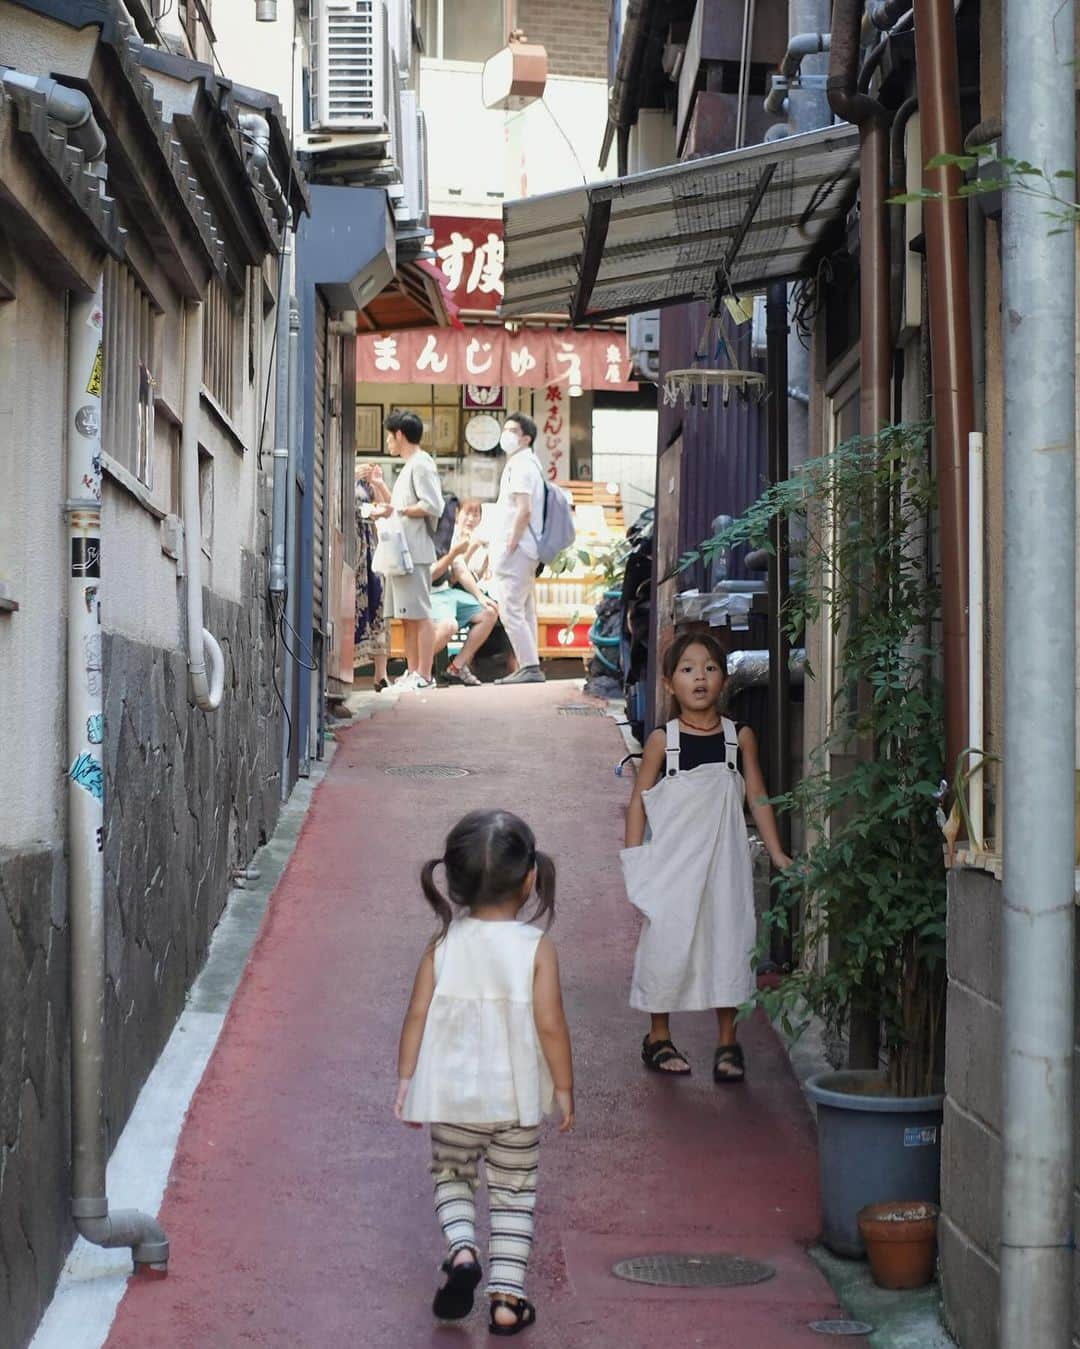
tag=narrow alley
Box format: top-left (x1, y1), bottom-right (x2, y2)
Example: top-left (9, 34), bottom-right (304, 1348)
top-left (100, 686), bottom-right (853, 1348)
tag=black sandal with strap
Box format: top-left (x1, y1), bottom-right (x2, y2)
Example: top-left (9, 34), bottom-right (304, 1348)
top-left (432, 1252), bottom-right (482, 1320)
top-left (489, 1293), bottom-right (537, 1336)
top-left (713, 1042), bottom-right (746, 1084)
top-left (641, 1034), bottom-right (692, 1075)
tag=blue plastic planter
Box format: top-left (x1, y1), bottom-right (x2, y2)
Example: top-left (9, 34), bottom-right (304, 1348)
top-left (806, 1069), bottom-right (944, 1258)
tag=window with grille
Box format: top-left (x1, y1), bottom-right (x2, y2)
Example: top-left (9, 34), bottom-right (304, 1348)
top-left (102, 259), bottom-right (160, 490)
top-left (202, 274), bottom-right (243, 419)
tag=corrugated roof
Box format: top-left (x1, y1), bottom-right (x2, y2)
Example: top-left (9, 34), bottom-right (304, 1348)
top-left (502, 124), bottom-right (860, 321)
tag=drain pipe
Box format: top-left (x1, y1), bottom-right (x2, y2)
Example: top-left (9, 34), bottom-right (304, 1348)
top-left (0, 69), bottom-right (106, 161)
top-left (269, 222), bottom-right (293, 599)
top-left (67, 277), bottom-right (169, 1274)
top-left (828, 0), bottom-right (891, 439)
top-left (912, 0), bottom-right (972, 781)
top-left (280, 297), bottom-right (301, 796)
top-left (181, 302), bottom-right (225, 711)
top-left (1000, 0), bottom-right (1076, 1342)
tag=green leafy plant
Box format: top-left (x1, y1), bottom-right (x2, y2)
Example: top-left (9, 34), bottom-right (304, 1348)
top-left (683, 423), bottom-right (946, 1097)
top-left (891, 148), bottom-right (1080, 235)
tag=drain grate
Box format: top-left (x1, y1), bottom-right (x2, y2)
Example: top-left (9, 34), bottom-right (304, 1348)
top-left (558, 704), bottom-right (607, 717)
top-left (383, 764), bottom-right (471, 779)
top-left (808, 1321), bottom-right (874, 1337)
top-left (611, 1253), bottom-right (775, 1289)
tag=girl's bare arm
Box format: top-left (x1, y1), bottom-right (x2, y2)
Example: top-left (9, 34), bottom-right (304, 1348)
top-left (394, 946), bottom-right (436, 1121)
top-left (624, 729), bottom-right (667, 848)
top-left (533, 936), bottom-right (575, 1131)
top-left (739, 726), bottom-right (792, 869)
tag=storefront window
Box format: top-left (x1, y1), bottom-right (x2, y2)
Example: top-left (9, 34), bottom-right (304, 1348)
top-left (420, 0), bottom-right (504, 64)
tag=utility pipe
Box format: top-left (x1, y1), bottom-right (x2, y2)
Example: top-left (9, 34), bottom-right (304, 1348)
top-left (913, 0), bottom-right (972, 780)
top-left (255, 0), bottom-right (277, 17)
top-left (269, 223), bottom-right (293, 598)
top-left (827, 0), bottom-right (891, 440)
top-left (735, 0), bottom-right (758, 150)
top-left (67, 278), bottom-right (169, 1273)
top-left (237, 112), bottom-right (286, 218)
top-left (967, 431), bottom-right (984, 850)
top-left (0, 69), bottom-right (106, 160)
top-left (1000, 0), bottom-right (1076, 1341)
top-left (181, 302), bottom-right (225, 712)
top-left (281, 297), bottom-right (301, 795)
top-left (888, 95), bottom-right (919, 345)
top-left (764, 31), bottom-right (831, 117)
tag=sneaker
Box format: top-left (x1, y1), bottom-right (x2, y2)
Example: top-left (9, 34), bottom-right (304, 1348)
top-left (441, 663), bottom-right (482, 687)
top-left (402, 676), bottom-right (437, 693)
top-left (495, 665), bottom-right (546, 685)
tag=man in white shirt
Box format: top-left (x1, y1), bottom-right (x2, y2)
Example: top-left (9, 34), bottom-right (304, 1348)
top-left (492, 412), bottom-right (547, 685)
top-left (367, 409), bottom-right (444, 691)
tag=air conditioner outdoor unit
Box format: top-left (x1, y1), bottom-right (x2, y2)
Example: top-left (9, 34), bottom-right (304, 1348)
top-left (386, 0), bottom-right (412, 79)
top-left (309, 0), bottom-right (390, 134)
top-left (628, 309), bottom-right (660, 354)
top-left (395, 92), bottom-right (429, 225)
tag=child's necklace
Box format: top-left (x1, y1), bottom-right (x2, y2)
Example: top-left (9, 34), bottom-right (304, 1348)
top-left (679, 715), bottom-right (722, 733)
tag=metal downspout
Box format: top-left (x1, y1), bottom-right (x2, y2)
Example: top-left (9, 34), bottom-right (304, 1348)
top-left (67, 278), bottom-right (168, 1274)
top-left (827, 0), bottom-right (892, 441)
top-left (282, 298), bottom-right (301, 788)
top-left (270, 226), bottom-right (292, 599)
top-left (1000, 0), bottom-right (1076, 1342)
top-left (912, 0), bottom-right (972, 779)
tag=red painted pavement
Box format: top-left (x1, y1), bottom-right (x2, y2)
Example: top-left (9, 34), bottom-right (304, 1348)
top-left (106, 685), bottom-right (861, 1348)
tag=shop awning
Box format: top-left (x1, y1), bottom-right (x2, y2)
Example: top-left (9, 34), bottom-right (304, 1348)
top-left (501, 124), bottom-right (860, 322)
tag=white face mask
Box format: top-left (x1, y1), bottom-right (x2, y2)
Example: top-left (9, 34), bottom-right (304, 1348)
top-left (500, 428), bottom-right (521, 454)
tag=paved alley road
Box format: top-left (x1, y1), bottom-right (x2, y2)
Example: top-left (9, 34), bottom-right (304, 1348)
top-left (105, 685), bottom-right (857, 1348)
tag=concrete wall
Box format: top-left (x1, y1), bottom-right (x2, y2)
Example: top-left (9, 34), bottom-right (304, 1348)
top-left (941, 870), bottom-right (1080, 1349)
top-left (0, 10), bottom-right (288, 1344)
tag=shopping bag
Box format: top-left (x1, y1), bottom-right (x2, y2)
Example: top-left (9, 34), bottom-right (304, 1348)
top-left (372, 520), bottom-right (414, 576)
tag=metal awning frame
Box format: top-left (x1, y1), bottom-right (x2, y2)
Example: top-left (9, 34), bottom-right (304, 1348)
top-left (501, 124), bottom-right (861, 325)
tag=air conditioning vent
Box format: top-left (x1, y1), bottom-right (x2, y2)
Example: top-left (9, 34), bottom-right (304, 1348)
top-left (310, 0), bottom-right (389, 133)
top-left (395, 92), bottom-right (429, 224)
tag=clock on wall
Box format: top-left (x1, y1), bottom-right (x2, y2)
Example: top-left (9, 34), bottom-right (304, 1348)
top-left (463, 412), bottom-right (502, 454)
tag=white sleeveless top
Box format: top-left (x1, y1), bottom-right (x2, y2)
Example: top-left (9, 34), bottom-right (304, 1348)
top-left (402, 917), bottom-right (555, 1128)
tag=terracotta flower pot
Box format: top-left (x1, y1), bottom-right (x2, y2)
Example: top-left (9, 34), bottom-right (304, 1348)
top-left (857, 1200), bottom-right (939, 1290)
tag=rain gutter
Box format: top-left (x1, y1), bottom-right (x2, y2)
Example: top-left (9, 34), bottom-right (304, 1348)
top-left (599, 0), bottom-right (655, 173)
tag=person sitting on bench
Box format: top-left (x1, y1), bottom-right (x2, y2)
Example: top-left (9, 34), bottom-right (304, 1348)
top-left (431, 499), bottom-right (501, 686)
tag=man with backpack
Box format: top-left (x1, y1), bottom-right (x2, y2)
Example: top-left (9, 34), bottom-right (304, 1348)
top-left (491, 412), bottom-right (570, 686)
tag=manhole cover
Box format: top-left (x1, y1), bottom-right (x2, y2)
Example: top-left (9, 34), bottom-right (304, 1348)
top-left (383, 765), bottom-right (471, 779)
top-left (808, 1321), bottom-right (874, 1336)
top-left (611, 1253), bottom-right (775, 1288)
top-left (558, 704), bottom-right (606, 716)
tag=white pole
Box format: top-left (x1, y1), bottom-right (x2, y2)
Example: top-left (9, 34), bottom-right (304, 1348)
top-left (1000, 0), bottom-right (1076, 1342)
top-left (968, 431), bottom-right (984, 849)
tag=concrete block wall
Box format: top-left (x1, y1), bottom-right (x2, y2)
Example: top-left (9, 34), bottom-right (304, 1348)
top-left (941, 869), bottom-right (1080, 1348)
top-left (517, 0), bottom-right (608, 80)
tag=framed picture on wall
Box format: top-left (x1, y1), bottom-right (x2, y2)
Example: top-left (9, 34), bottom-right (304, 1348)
top-left (391, 404), bottom-right (433, 445)
top-left (356, 403), bottom-right (383, 453)
top-left (432, 406), bottom-right (460, 454)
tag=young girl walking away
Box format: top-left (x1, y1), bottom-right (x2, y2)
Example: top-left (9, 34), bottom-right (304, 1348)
top-left (622, 631), bottom-right (791, 1084)
top-left (395, 809), bottom-right (574, 1336)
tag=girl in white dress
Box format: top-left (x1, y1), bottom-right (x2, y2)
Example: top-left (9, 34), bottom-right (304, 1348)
top-left (395, 810), bottom-right (574, 1336)
top-left (622, 632), bottom-right (791, 1084)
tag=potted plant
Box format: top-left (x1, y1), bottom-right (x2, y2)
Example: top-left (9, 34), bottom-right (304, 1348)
top-left (685, 422), bottom-right (947, 1257)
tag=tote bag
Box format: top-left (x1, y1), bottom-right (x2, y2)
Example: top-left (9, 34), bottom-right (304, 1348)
top-left (371, 519), bottom-right (414, 577)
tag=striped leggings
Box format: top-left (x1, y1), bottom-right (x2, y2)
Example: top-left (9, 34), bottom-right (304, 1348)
top-left (430, 1122), bottom-right (541, 1298)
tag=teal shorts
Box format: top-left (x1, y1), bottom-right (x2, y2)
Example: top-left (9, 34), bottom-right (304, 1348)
top-left (431, 586), bottom-right (484, 629)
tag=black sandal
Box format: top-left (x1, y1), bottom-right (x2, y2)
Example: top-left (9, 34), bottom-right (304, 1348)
top-left (432, 1251), bottom-right (482, 1320)
top-left (641, 1034), bottom-right (691, 1075)
top-left (713, 1043), bottom-right (746, 1084)
top-left (489, 1293), bottom-right (537, 1336)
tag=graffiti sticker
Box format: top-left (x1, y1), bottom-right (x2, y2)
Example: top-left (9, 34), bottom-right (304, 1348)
top-left (86, 344), bottom-right (103, 398)
top-left (86, 713), bottom-right (103, 745)
top-left (69, 752), bottom-right (103, 801)
top-left (71, 537), bottom-right (100, 578)
top-left (75, 405), bottom-right (100, 438)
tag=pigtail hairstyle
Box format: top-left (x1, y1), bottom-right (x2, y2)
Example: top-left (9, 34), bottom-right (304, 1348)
top-left (421, 809), bottom-right (556, 940)
top-left (420, 858), bottom-right (455, 939)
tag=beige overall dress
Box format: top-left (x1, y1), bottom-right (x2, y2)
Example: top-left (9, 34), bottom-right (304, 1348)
top-left (622, 717), bottom-right (757, 1012)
